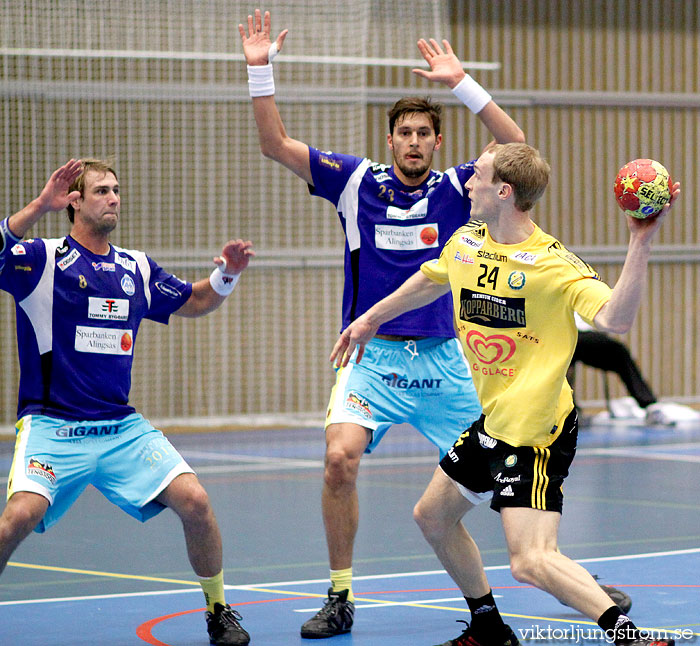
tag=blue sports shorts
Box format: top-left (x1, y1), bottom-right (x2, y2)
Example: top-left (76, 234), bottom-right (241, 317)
top-left (7, 413), bottom-right (194, 533)
top-left (326, 337), bottom-right (482, 457)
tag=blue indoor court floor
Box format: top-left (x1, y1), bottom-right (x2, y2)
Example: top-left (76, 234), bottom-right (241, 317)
top-left (1, 419), bottom-right (699, 645)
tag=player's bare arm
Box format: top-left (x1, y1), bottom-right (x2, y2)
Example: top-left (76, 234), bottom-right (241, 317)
top-left (330, 271), bottom-right (450, 367)
top-left (176, 239), bottom-right (255, 318)
top-left (412, 38), bottom-right (524, 146)
top-left (239, 8), bottom-right (312, 184)
top-left (7, 159), bottom-right (82, 238)
top-left (594, 182), bottom-right (680, 334)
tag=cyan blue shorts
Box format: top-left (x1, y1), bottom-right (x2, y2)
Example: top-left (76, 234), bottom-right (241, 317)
top-left (7, 413), bottom-right (194, 533)
top-left (326, 337), bottom-right (482, 458)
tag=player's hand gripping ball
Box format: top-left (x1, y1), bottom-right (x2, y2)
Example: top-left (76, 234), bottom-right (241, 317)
top-left (614, 159), bottom-right (672, 219)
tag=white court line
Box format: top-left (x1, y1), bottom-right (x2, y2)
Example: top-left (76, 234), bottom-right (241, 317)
top-left (0, 453), bottom-right (439, 484)
top-left (580, 445), bottom-right (700, 464)
top-left (294, 595), bottom-right (502, 612)
top-left (2, 547), bottom-right (698, 607)
top-left (2, 441), bottom-right (698, 485)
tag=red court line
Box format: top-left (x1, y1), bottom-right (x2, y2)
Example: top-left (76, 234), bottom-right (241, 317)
top-left (136, 597), bottom-right (308, 646)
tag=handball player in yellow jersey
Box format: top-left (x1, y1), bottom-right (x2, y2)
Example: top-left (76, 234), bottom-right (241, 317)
top-left (331, 143), bottom-right (680, 646)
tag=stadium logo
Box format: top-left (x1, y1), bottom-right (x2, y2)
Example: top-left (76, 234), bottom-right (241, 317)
top-left (27, 457), bottom-right (56, 485)
top-left (465, 330), bottom-right (516, 365)
top-left (477, 249), bottom-right (508, 262)
top-left (381, 373), bottom-right (444, 390)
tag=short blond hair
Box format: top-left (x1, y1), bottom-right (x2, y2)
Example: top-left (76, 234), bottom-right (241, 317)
top-left (489, 143), bottom-right (550, 212)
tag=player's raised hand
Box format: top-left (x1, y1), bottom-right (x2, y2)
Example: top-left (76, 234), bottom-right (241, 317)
top-left (36, 159), bottom-right (83, 214)
top-left (412, 38), bottom-right (465, 89)
top-left (238, 8), bottom-right (288, 66)
top-left (214, 239), bottom-right (255, 275)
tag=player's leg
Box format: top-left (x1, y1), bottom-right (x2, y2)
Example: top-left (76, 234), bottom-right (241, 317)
top-left (157, 473), bottom-right (248, 646)
top-left (413, 466), bottom-right (488, 597)
top-left (501, 508), bottom-right (662, 646)
top-left (416, 421), bottom-right (517, 646)
top-left (156, 472), bottom-right (222, 577)
top-left (300, 421), bottom-right (368, 639)
top-left (302, 339), bottom-right (405, 638)
top-left (0, 414), bottom-right (92, 574)
top-left (97, 414), bottom-right (248, 645)
top-left (322, 421), bottom-right (371, 574)
top-left (0, 491), bottom-right (48, 575)
top-left (503, 507), bottom-right (615, 616)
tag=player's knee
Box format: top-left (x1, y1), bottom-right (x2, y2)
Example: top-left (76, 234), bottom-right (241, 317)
top-left (413, 498), bottom-right (444, 541)
top-left (324, 446), bottom-right (360, 489)
top-left (0, 499), bottom-right (44, 538)
top-left (509, 550), bottom-right (545, 585)
top-left (171, 483), bottom-right (212, 522)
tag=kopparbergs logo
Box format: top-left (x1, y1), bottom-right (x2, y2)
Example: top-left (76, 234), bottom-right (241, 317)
top-left (518, 625), bottom-right (695, 644)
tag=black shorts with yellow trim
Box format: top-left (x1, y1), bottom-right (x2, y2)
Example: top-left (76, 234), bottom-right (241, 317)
top-left (439, 409), bottom-right (578, 513)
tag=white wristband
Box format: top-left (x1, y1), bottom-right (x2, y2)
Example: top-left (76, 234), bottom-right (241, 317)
top-left (209, 264), bottom-right (240, 296)
top-left (451, 74), bottom-right (492, 114)
top-left (247, 64), bottom-right (275, 97)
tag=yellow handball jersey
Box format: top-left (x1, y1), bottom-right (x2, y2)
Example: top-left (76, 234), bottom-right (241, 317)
top-left (421, 220), bottom-right (613, 448)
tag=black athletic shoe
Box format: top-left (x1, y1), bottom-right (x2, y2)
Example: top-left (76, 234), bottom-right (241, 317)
top-left (206, 603), bottom-right (250, 646)
top-left (559, 578), bottom-right (633, 614)
top-left (433, 621), bottom-right (519, 646)
top-left (300, 588), bottom-right (355, 639)
top-left (599, 583), bottom-right (632, 614)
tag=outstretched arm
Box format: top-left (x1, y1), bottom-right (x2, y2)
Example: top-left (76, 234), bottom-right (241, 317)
top-left (239, 8), bottom-right (313, 184)
top-left (330, 271), bottom-right (450, 366)
top-left (413, 38), bottom-right (524, 146)
top-left (176, 239), bottom-right (255, 318)
top-left (594, 183), bottom-right (680, 333)
top-left (7, 159), bottom-right (83, 238)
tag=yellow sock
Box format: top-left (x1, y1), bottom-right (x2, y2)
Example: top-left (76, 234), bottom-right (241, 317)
top-left (330, 567), bottom-right (354, 603)
top-left (199, 570), bottom-right (226, 613)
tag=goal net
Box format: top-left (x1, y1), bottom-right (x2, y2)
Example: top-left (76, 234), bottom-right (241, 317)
top-left (0, 0), bottom-right (451, 430)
